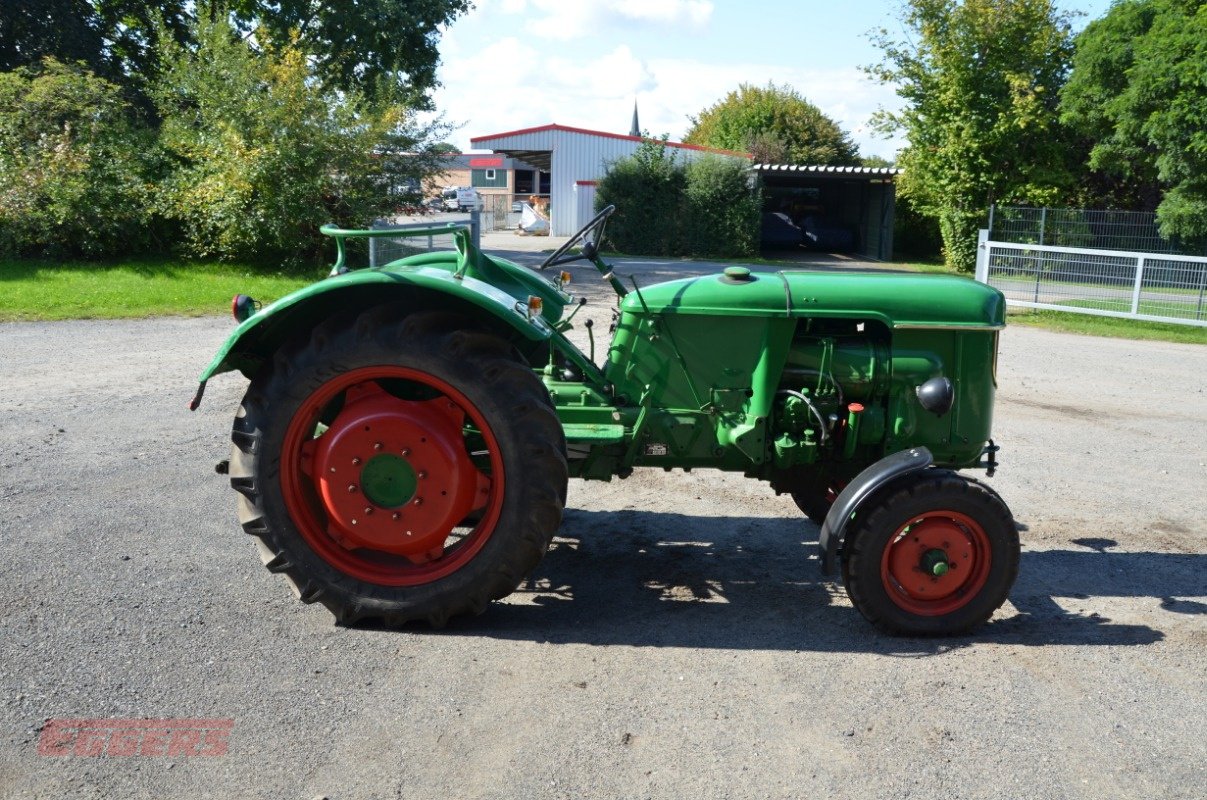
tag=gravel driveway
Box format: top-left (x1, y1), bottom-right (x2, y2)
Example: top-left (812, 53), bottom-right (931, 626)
top-left (1, 254), bottom-right (1204, 799)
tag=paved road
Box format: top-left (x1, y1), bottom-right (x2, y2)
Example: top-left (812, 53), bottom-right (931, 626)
top-left (1, 256), bottom-right (1204, 799)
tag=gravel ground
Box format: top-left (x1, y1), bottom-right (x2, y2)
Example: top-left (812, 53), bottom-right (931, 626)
top-left (1, 253), bottom-right (1204, 799)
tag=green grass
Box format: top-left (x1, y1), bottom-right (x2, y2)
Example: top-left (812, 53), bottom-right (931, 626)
top-left (894, 260), bottom-right (1206, 342)
top-left (1051, 297), bottom-right (1202, 318)
top-left (5, 256), bottom-right (1203, 345)
top-left (0, 258), bottom-right (323, 322)
top-left (1007, 308), bottom-right (1207, 344)
top-left (893, 258), bottom-right (956, 274)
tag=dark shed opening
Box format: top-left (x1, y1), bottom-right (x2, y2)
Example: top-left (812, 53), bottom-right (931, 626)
top-left (754, 164), bottom-right (901, 261)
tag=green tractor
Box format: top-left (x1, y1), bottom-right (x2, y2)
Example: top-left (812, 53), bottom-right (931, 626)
top-left (194, 207), bottom-right (1018, 636)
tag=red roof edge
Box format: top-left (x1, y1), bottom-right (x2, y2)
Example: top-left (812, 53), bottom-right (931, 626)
top-left (470, 123), bottom-right (749, 158)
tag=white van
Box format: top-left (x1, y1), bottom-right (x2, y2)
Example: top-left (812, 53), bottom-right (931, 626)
top-left (441, 187), bottom-right (480, 212)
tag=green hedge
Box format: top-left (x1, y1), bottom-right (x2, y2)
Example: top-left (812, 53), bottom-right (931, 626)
top-left (596, 139), bottom-right (759, 258)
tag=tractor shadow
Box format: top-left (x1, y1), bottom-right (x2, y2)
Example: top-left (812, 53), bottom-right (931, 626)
top-left (446, 509), bottom-right (1195, 654)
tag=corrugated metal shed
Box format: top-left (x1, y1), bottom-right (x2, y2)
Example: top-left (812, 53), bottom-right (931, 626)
top-left (753, 163), bottom-right (901, 261)
top-left (470, 124), bottom-right (747, 235)
top-left (435, 153), bottom-right (540, 171)
top-left (751, 163), bottom-right (903, 177)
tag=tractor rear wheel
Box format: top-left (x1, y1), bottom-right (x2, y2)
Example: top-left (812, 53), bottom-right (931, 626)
top-left (790, 484), bottom-right (837, 526)
top-left (841, 471), bottom-right (1018, 636)
top-left (228, 309), bottom-right (568, 626)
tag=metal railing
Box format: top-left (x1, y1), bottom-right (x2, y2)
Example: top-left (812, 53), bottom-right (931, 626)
top-left (478, 193), bottom-right (549, 232)
top-left (368, 213), bottom-right (480, 267)
top-left (988, 205), bottom-right (1207, 256)
top-left (975, 231), bottom-right (1207, 327)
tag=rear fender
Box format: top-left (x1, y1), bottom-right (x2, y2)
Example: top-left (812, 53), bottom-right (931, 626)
top-left (817, 447), bottom-right (934, 574)
top-left (197, 267), bottom-right (553, 387)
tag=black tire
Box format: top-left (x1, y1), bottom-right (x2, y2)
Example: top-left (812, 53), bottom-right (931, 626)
top-left (841, 471), bottom-right (1019, 636)
top-left (228, 308), bottom-right (568, 627)
top-left (790, 484), bottom-right (833, 526)
top-left (773, 468), bottom-right (837, 526)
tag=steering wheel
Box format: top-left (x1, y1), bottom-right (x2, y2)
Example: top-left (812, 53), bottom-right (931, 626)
top-left (539, 205), bottom-right (616, 270)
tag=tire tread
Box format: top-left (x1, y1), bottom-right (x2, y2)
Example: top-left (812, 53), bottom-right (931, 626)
top-left (227, 308), bottom-right (568, 627)
top-left (842, 471), bottom-right (1019, 636)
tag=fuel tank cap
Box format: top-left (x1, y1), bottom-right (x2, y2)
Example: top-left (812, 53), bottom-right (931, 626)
top-left (721, 266), bottom-right (755, 284)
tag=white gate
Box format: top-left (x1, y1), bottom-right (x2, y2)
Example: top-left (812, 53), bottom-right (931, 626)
top-left (975, 230), bottom-right (1207, 327)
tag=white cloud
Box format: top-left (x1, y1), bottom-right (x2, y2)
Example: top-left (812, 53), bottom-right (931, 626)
top-left (462, 0), bottom-right (528, 16)
top-left (433, 46), bottom-right (906, 159)
top-left (520, 0), bottom-right (714, 40)
top-left (611, 0), bottom-right (713, 26)
top-left (643, 57), bottom-right (906, 157)
top-left (545, 46), bottom-right (657, 97)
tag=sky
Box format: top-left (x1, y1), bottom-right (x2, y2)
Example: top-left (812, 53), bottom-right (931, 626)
top-left (431, 0), bottom-right (1114, 160)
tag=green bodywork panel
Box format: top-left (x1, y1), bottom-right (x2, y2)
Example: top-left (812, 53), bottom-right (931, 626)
top-left (620, 269), bottom-right (1004, 327)
top-left (586, 269), bottom-right (1003, 479)
top-left (198, 225), bottom-right (568, 382)
top-left (199, 221), bottom-right (1006, 487)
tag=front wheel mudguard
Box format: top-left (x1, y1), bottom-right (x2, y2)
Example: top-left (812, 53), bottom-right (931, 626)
top-left (817, 447), bottom-right (934, 574)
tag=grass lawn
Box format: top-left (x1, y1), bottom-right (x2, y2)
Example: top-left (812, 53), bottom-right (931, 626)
top-left (1006, 308), bottom-right (1206, 345)
top-left (3, 255), bottom-right (1203, 346)
top-left (889, 260), bottom-right (1205, 343)
top-left (1043, 296), bottom-right (1203, 320)
top-left (0, 258), bottom-right (323, 322)
top-left (891, 257), bottom-right (954, 274)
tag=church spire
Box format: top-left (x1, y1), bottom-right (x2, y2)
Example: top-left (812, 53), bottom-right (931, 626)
top-left (629, 101), bottom-right (640, 137)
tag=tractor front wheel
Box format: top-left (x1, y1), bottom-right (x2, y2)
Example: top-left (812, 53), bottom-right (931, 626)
top-left (228, 309), bottom-right (568, 626)
top-left (841, 471), bottom-right (1018, 636)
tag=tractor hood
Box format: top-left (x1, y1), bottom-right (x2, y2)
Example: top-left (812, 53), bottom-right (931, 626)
top-left (621, 268), bottom-right (1005, 329)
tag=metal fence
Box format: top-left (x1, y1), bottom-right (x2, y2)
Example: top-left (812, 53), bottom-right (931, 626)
top-left (368, 214), bottom-right (479, 268)
top-left (988, 205), bottom-right (1207, 256)
top-left (478, 193), bottom-right (549, 232)
top-left (975, 231), bottom-right (1207, 327)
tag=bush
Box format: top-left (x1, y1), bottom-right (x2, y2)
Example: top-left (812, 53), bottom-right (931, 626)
top-left (0, 59), bottom-right (160, 259)
top-left (938, 210), bottom-right (981, 273)
top-left (892, 193), bottom-right (942, 260)
top-left (153, 16), bottom-right (446, 267)
top-left (595, 138), bottom-right (686, 257)
top-left (684, 157), bottom-right (760, 258)
top-left (596, 139), bottom-right (759, 258)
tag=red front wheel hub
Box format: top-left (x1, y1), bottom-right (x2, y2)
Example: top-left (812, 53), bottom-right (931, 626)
top-left (879, 510), bottom-right (992, 616)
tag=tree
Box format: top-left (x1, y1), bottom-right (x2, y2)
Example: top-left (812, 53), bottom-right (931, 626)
top-left (1060, 0), bottom-right (1207, 242)
top-left (0, 1), bottom-right (105, 74)
top-left (0, 0), bottom-right (468, 108)
top-left (684, 83), bottom-right (860, 166)
top-left (869, 0), bottom-right (1075, 271)
top-left (227, 0), bottom-right (471, 107)
top-left (860, 154), bottom-right (895, 168)
top-left (1, 1), bottom-right (194, 98)
top-left (153, 13), bottom-right (450, 264)
top-left (0, 58), bottom-right (160, 258)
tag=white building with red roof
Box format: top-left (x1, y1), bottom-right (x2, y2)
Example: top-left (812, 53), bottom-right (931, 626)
top-left (470, 123), bottom-right (747, 236)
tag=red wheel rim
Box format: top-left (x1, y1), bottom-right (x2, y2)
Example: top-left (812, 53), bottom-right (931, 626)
top-left (878, 510), bottom-right (992, 616)
top-left (281, 366), bottom-right (504, 586)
